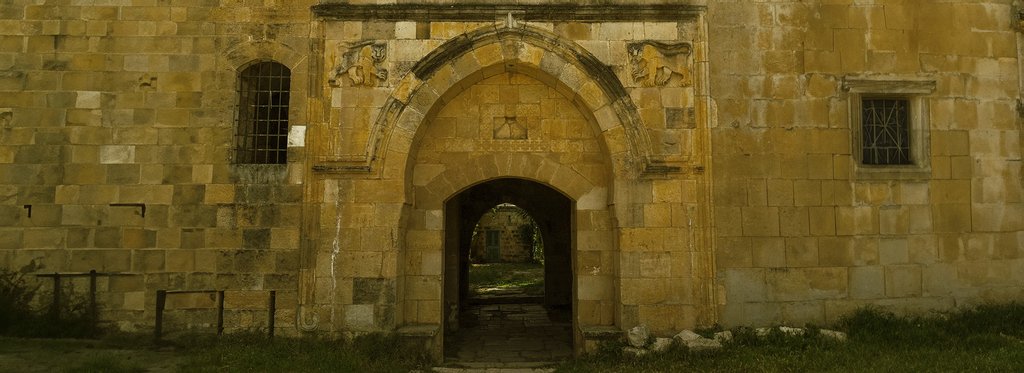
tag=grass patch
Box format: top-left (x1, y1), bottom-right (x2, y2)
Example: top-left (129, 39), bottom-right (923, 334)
top-left (175, 332), bottom-right (432, 373)
top-left (64, 353), bottom-right (145, 373)
top-left (556, 303), bottom-right (1024, 372)
top-left (468, 262), bottom-right (545, 296)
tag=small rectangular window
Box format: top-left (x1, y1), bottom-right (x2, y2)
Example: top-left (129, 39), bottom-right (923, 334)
top-left (236, 61), bottom-right (290, 164)
top-left (843, 77), bottom-right (935, 180)
top-left (861, 98), bottom-right (910, 165)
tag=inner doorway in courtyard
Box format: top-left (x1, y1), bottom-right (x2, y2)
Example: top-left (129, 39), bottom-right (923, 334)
top-left (443, 178), bottom-right (574, 363)
top-left (468, 203), bottom-right (545, 303)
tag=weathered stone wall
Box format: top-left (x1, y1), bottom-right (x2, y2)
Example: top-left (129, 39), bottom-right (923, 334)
top-left (309, 5), bottom-right (714, 351)
top-left (708, 0), bottom-right (1024, 326)
top-left (0, 0), bottom-right (313, 334)
top-left (1, 0), bottom-right (1021, 350)
top-left (470, 206), bottom-right (536, 263)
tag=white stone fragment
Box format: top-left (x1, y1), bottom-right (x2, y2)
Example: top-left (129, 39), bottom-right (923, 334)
top-left (673, 329), bottom-right (702, 342)
top-left (682, 337), bottom-right (722, 352)
top-left (627, 324), bottom-right (650, 347)
top-left (713, 330), bottom-right (734, 343)
top-left (818, 329), bottom-right (848, 342)
top-left (288, 125), bottom-right (306, 147)
top-left (650, 337), bottom-right (673, 352)
top-left (779, 326), bottom-right (806, 336)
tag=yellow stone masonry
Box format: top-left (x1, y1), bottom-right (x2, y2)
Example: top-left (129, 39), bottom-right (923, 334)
top-left (0, 0), bottom-right (1021, 360)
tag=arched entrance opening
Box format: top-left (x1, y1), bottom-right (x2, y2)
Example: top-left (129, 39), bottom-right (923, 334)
top-left (443, 178), bottom-right (574, 362)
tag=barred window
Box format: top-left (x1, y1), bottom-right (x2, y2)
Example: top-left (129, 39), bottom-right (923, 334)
top-left (236, 61), bottom-right (290, 164)
top-left (861, 98), bottom-right (911, 165)
top-left (843, 77), bottom-right (935, 180)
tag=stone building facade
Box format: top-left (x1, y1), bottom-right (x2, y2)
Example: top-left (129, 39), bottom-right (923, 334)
top-left (1, 0), bottom-right (1022, 359)
top-left (469, 204), bottom-right (538, 263)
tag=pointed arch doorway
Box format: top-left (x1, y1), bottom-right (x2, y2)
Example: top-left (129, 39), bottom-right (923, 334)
top-left (443, 178), bottom-right (574, 362)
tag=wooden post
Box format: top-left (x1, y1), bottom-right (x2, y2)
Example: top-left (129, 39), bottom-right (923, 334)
top-left (154, 290), bottom-right (166, 342)
top-left (268, 291), bottom-right (276, 338)
top-left (51, 273), bottom-right (61, 321)
top-left (216, 291), bottom-right (225, 336)
top-left (88, 270), bottom-right (98, 333)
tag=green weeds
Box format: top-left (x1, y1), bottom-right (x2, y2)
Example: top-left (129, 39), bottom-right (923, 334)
top-left (174, 332), bottom-right (432, 373)
top-left (557, 303), bottom-right (1024, 372)
top-left (468, 262), bottom-right (545, 296)
top-left (0, 268), bottom-right (99, 338)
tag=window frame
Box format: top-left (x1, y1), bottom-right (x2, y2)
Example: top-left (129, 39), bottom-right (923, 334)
top-left (843, 76), bottom-right (935, 180)
top-left (235, 60), bottom-right (292, 165)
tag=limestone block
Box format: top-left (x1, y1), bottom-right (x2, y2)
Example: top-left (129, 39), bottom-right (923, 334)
top-left (778, 207), bottom-right (809, 237)
top-left (767, 267), bottom-right (847, 302)
top-left (908, 236), bottom-right (938, 264)
top-left (746, 179), bottom-right (767, 206)
top-left (848, 266), bottom-right (884, 299)
top-left (344, 304), bottom-right (375, 331)
top-left (741, 206), bottom-right (779, 236)
top-left (405, 275), bottom-right (440, 301)
top-left (165, 250), bottom-right (195, 272)
top-left (716, 237), bottom-right (752, 268)
top-left (123, 291), bottom-right (145, 311)
top-left (132, 249), bottom-right (165, 272)
top-left (70, 249), bottom-right (130, 272)
top-left (932, 131), bottom-right (970, 156)
top-left (639, 252), bottom-right (672, 278)
top-left (123, 228), bottom-right (156, 248)
top-left (620, 278), bottom-right (667, 304)
top-left (766, 179), bottom-right (793, 206)
top-left (973, 203), bottom-right (1024, 232)
top-left (722, 268), bottom-right (766, 303)
top-left (22, 228), bottom-right (64, 249)
top-left (885, 265), bottom-right (922, 297)
top-left (749, 237), bottom-right (785, 268)
top-left (879, 238), bottom-right (909, 265)
top-left (818, 237), bottom-right (854, 266)
top-left (394, 21), bottom-right (416, 39)
top-left (836, 206), bottom-right (877, 236)
top-left (99, 145), bottom-right (134, 164)
top-left (784, 237), bottom-right (818, 267)
top-left (907, 205), bottom-right (933, 234)
top-left (932, 203), bottom-right (971, 232)
top-left (225, 290), bottom-right (269, 310)
top-left (643, 204), bottom-right (672, 228)
top-left (878, 206), bottom-right (909, 235)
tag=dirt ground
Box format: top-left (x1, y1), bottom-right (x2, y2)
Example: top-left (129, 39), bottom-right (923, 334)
top-left (0, 337), bottom-right (185, 372)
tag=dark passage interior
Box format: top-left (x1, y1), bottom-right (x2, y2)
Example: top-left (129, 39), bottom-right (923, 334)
top-left (443, 178), bottom-right (574, 363)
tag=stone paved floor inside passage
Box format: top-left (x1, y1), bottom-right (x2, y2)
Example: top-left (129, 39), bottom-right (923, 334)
top-left (444, 302), bottom-right (573, 364)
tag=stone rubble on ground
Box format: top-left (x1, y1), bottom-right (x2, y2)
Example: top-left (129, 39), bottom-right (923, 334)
top-left (817, 329), bottom-right (848, 342)
top-left (626, 325), bottom-right (650, 348)
top-left (778, 326), bottom-right (805, 336)
top-left (621, 325), bottom-right (849, 357)
top-left (650, 338), bottom-right (673, 352)
top-left (673, 329), bottom-right (722, 352)
top-left (713, 330), bottom-right (733, 343)
top-left (673, 329), bottom-right (702, 342)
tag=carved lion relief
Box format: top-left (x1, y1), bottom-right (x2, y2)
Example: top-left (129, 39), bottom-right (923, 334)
top-left (330, 41), bottom-right (388, 87)
top-left (627, 41), bottom-right (692, 87)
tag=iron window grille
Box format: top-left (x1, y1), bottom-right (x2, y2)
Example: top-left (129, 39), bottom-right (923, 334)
top-left (861, 98), bottom-right (911, 165)
top-left (236, 61), bottom-right (290, 164)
